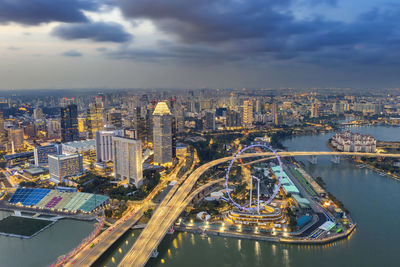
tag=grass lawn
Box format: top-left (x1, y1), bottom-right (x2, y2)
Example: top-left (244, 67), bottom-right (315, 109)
top-left (0, 216), bottom-right (53, 237)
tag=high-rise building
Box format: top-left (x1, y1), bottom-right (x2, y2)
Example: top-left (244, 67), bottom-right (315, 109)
top-left (78, 117), bottom-right (86, 133)
top-left (242, 100), bottom-right (253, 127)
top-left (112, 136), bottom-right (143, 186)
top-left (34, 144), bottom-right (60, 166)
top-left (311, 103), bottom-right (320, 118)
top-left (0, 112), bottom-right (5, 143)
top-left (47, 119), bottom-right (61, 139)
top-left (109, 112), bottom-right (122, 128)
top-left (226, 108), bottom-right (241, 127)
top-left (61, 104), bottom-right (79, 142)
top-left (87, 102), bottom-right (104, 138)
top-left (204, 110), bottom-right (216, 131)
top-left (48, 153), bottom-right (83, 183)
top-left (153, 102), bottom-right (172, 166)
top-left (8, 128), bottom-right (24, 152)
top-left (272, 102), bottom-right (279, 125)
top-left (95, 129), bottom-right (123, 162)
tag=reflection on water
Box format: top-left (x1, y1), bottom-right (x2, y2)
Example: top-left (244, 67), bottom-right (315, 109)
top-left (103, 126), bottom-right (400, 267)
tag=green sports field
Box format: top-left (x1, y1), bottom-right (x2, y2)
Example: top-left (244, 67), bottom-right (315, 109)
top-left (0, 216), bottom-right (53, 237)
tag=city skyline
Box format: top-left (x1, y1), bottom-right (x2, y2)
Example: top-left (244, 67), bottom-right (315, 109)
top-left (1, 0), bottom-right (400, 90)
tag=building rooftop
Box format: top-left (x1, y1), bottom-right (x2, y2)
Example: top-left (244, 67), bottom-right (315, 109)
top-left (62, 139), bottom-right (95, 148)
top-left (153, 102), bottom-right (172, 116)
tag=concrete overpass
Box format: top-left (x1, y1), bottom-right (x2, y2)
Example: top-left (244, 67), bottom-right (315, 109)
top-left (118, 151), bottom-right (400, 267)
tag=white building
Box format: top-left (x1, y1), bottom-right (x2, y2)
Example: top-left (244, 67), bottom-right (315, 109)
top-left (48, 153), bottom-right (83, 183)
top-left (331, 131), bottom-right (376, 153)
top-left (112, 136), bottom-right (143, 187)
top-left (62, 140), bottom-right (96, 155)
top-left (95, 129), bottom-right (123, 162)
top-left (153, 102), bottom-right (172, 166)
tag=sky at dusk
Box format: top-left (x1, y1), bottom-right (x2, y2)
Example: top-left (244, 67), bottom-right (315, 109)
top-left (0, 0), bottom-right (399, 90)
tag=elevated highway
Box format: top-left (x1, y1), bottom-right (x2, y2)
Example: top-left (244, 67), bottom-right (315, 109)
top-left (118, 151), bottom-right (400, 267)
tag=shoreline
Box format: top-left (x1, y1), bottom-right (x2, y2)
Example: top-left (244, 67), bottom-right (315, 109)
top-left (174, 223), bottom-right (357, 245)
top-left (326, 140), bottom-right (400, 180)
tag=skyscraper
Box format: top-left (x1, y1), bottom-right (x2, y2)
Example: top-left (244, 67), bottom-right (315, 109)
top-left (272, 102), bottom-right (279, 125)
top-left (87, 102), bottom-right (104, 138)
top-left (8, 128), bottom-right (24, 152)
top-left (61, 104), bottom-right (79, 142)
top-left (242, 100), bottom-right (253, 127)
top-left (0, 112), bottom-right (5, 143)
top-left (153, 102), bottom-right (172, 166)
top-left (112, 136), bottom-right (143, 187)
top-left (311, 103), bottom-right (320, 118)
top-left (108, 112), bottom-right (122, 128)
top-left (204, 110), bottom-right (216, 131)
top-left (34, 144), bottom-right (60, 166)
top-left (95, 129), bottom-right (123, 162)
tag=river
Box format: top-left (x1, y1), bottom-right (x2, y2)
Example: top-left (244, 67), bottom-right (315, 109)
top-left (0, 210), bottom-right (94, 267)
top-left (2, 126), bottom-right (399, 267)
top-left (141, 125), bottom-right (400, 267)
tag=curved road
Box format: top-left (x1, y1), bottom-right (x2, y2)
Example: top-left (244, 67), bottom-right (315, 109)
top-left (118, 151), bottom-right (400, 267)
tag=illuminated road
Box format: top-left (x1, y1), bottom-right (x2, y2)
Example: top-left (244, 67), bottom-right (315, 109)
top-left (118, 151), bottom-right (400, 267)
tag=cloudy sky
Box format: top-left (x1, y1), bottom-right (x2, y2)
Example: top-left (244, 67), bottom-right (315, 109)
top-left (0, 0), bottom-right (399, 90)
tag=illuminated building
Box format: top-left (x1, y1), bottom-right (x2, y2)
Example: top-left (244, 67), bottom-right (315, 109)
top-left (311, 103), bottom-right (320, 118)
top-left (61, 104), bottom-right (79, 142)
top-left (109, 112), bottom-right (122, 128)
top-left (87, 102), bottom-right (104, 138)
top-left (204, 110), bottom-right (216, 131)
top-left (95, 129), bottom-right (123, 162)
top-left (34, 144), bottom-right (60, 166)
top-left (0, 112), bottom-right (5, 142)
top-left (78, 117), bottom-right (86, 133)
top-left (226, 108), bottom-right (241, 128)
top-left (48, 153), bottom-right (83, 183)
top-left (272, 102), bottom-right (279, 125)
top-left (8, 127), bottom-right (24, 152)
top-left (112, 136), bottom-right (143, 186)
top-left (47, 119), bottom-right (60, 139)
top-left (242, 100), bottom-right (253, 127)
top-left (153, 102), bottom-right (172, 166)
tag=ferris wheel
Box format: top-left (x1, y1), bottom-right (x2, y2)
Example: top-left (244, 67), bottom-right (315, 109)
top-left (224, 144), bottom-right (284, 213)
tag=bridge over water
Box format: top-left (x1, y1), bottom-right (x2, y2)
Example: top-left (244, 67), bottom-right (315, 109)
top-left (118, 151), bottom-right (400, 267)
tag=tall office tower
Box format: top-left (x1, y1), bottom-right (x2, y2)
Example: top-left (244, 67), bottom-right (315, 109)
top-left (78, 117), bottom-right (86, 133)
top-left (109, 112), bottom-right (122, 128)
top-left (174, 107), bottom-right (185, 133)
top-left (0, 112), bottom-right (5, 142)
top-left (33, 107), bottom-right (44, 120)
top-left (61, 104), bottom-right (79, 142)
top-left (311, 103), bottom-right (320, 118)
top-left (23, 123), bottom-right (36, 139)
top-left (153, 102), bottom-right (172, 166)
top-left (47, 119), bottom-right (61, 139)
top-left (95, 129), bottom-right (123, 162)
top-left (242, 100), bottom-right (254, 127)
top-left (8, 128), bottom-right (24, 152)
top-left (171, 115), bottom-right (177, 159)
top-left (87, 102), bottom-right (104, 138)
top-left (112, 136), bottom-right (143, 187)
top-left (229, 93), bottom-right (236, 108)
top-left (133, 107), bottom-right (147, 143)
top-left (204, 110), bottom-right (216, 131)
top-left (272, 102), bottom-right (279, 125)
top-left (48, 153), bottom-right (83, 183)
top-left (255, 99), bottom-right (263, 114)
top-left (226, 108), bottom-right (241, 127)
top-left (34, 144), bottom-right (59, 166)
top-left (146, 103), bottom-right (156, 144)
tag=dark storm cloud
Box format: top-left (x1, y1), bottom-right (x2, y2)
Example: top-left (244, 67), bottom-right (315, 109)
top-left (52, 21), bottom-right (133, 43)
top-left (62, 49), bottom-right (83, 57)
top-left (0, 0), bottom-right (101, 25)
top-left (114, 0), bottom-right (400, 65)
